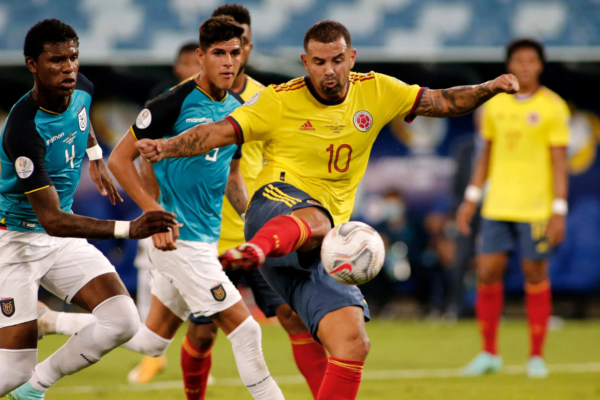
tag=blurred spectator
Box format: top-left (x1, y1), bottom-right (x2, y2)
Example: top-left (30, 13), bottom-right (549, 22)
top-left (147, 42), bottom-right (200, 100)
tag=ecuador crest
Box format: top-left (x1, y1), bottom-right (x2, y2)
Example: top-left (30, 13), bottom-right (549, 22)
top-left (210, 284), bottom-right (227, 302)
top-left (1, 297), bottom-right (15, 317)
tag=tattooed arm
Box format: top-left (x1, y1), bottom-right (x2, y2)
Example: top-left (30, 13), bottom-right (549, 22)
top-left (414, 74), bottom-right (519, 118)
top-left (136, 119), bottom-right (237, 163)
top-left (225, 158), bottom-right (248, 216)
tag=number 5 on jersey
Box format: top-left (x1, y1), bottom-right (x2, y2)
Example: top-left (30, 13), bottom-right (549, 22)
top-left (326, 144), bottom-right (352, 173)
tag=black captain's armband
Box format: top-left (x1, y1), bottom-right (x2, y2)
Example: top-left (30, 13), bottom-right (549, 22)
top-left (131, 79), bottom-right (197, 141)
top-left (2, 97), bottom-right (54, 193)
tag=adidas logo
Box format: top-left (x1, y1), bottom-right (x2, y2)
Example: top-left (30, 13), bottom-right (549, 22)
top-left (300, 120), bottom-right (315, 131)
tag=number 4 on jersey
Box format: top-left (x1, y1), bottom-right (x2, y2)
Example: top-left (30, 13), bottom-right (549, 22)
top-left (326, 144), bottom-right (352, 173)
top-left (65, 144), bottom-right (75, 168)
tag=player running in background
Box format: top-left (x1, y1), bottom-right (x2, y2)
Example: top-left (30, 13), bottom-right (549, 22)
top-left (146, 42), bottom-right (202, 100)
top-left (138, 20), bottom-right (519, 400)
top-left (175, 5), bottom-right (327, 399)
top-left (39, 16), bottom-right (284, 400)
top-left (457, 39), bottom-right (570, 378)
top-left (1, 19), bottom-right (177, 399)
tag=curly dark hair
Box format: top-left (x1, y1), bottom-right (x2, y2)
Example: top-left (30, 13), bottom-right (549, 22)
top-left (24, 19), bottom-right (78, 60)
top-left (506, 38), bottom-right (545, 64)
top-left (211, 4), bottom-right (251, 27)
top-left (199, 16), bottom-right (244, 51)
top-left (304, 20), bottom-right (352, 51)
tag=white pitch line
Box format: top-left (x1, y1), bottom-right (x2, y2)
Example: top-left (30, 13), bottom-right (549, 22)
top-left (53, 362), bottom-right (600, 394)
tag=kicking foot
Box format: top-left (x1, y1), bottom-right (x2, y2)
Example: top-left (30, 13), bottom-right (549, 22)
top-left (127, 354), bottom-right (168, 384)
top-left (37, 302), bottom-right (58, 340)
top-left (219, 243), bottom-right (265, 271)
top-left (526, 356), bottom-right (549, 378)
top-left (462, 352), bottom-right (503, 376)
top-left (8, 382), bottom-right (45, 399)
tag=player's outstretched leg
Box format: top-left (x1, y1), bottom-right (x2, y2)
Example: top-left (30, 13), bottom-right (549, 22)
top-left (522, 259), bottom-right (551, 378)
top-left (463, 254), bottom-right (507, 376)
top-left (10, 274), bottom-right (139, 399)
top-left (277, 304), bottom-right (327, 399)
top-left (219, 207), bottom-right (330, 271)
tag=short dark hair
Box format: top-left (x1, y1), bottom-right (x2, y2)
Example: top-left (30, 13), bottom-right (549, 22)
top-left (506, 38), bottom-right (545, 64)
top-left (199, 16), bottom-right (244, 51)
top-left (177, 42), bottom-right (198, 58)
top-left (24, 19), bottom-right (79, 60)
top-left (211, 4), bottom-right (251, 27)
top-left (304, 20), bottom-right (352, 51)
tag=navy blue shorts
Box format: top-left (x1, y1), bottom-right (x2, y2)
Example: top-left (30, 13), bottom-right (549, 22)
top-left (189, 263), bottom-right (286, 325)
top-left (242, 182), bottom-right (370, 342)
top-left (477, 218), bottom-right (550, 261)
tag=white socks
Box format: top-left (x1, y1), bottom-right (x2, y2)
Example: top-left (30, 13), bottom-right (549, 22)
top-left (29, 295), bottom-right (139, 391)
top-left (121, 324), bottom-right (172, 357)
top-left (55, 312), bottom-right (96, 336)
top-left (227, 316), bottom-right (284, 400)
top-left (0, 348), bottom-right (38, 396)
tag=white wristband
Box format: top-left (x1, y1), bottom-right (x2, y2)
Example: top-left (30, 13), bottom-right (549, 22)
top-left (86, 144), bottom-right (103, 161)
top-left (552, 199), bottom-right (568, 216)
top-left (464, 185), bottom-right (483, 203)
top-left (114, 221), bottom-right (130, 239)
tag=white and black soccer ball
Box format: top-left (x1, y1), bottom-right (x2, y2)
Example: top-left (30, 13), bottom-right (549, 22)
top-left (321, 221), bottom-right (385, 285)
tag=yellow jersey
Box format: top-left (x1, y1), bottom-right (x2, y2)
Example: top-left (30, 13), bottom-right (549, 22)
top-left (481, 87), bottom-right (570, 222)
top-left (227, 72), bottom-right (423, 226)
top-left (218, 76), bottom-right (265, 253)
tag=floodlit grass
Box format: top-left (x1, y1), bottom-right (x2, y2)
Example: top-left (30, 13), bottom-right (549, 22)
top-left (21, 319), bottom-right (600, 400)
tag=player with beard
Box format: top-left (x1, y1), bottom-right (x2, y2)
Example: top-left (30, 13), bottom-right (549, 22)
top-left (137, 20), bottom-right (519, 400)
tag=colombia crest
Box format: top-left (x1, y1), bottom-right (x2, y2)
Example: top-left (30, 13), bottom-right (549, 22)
top-left (353, 111), bottom-right (373, 132)
top-left (211, 284), bottom-right (227, 302)
top-left (1, 297), bottom-right (15, 317)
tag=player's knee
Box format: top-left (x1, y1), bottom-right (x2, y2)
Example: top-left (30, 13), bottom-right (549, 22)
top-left (188, 323), bottom-right (218, 352)
top-left (350, 334), bottom-right (371, 361)
top-left (0, 348), bottom-right (37, 396)
top-left (275, 305), bottom-right (307, 335)
top-left (93, 295), bottom-right (140, 345)
top-left (227, 316), bottom-right (261, 349)
top-left (476, 263), bottom-right (503, 284)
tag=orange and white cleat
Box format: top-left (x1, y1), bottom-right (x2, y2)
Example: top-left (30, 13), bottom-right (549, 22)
top-left (218, 243), bottom-right (265, 271)
top-left (127, 354), bottom-right (168, 384)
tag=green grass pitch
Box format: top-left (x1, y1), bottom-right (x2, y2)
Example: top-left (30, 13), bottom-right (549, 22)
top-left (25, 319), bottom-right (600, 400)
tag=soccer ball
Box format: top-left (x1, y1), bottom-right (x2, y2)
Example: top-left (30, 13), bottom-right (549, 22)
top-left (321, 221), bottom-right (385, 285)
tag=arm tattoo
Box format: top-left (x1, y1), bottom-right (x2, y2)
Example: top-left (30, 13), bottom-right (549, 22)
top-left (416, 82), bottom-right (494, 118)
top-left (164, 120), bottom-right (232, 158)
top-left (225, 179), bottom-right (248, 216)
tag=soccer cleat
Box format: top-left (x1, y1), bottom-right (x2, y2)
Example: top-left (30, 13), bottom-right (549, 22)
top-left (219, 243), bottom-right (265, 271)
top-left (526, 356), bottom-right (549, 378)
top-left (127, 355), bottom-right (168, 384)
top-left (462, 352), bottom-right (503, 376)
top-left (7, 381), bottom-right (45, 399)
top-left (37, 302), bottom-right (58, 340)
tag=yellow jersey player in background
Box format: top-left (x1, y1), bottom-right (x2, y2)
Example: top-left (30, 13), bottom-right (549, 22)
top-left (457, 39), bottom-right (570, 378)
top-left (137, 20), bottom-right (519, 400)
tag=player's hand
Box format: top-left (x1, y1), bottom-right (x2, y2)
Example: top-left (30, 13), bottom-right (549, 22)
top-left (129, 210), bottom-right (177, 239)
top-left (136, 139), bottom-right (165, 163)
top-left (89, 159), bottom-right (123, 205)
top-left (151, 224), bottom-right (180, 251)
top-left (546, 214), bottom-right (566, 247)
top-left (456, 200), bottom-right (477, 236)
top-left (490, 74), bottom-right (519, 95)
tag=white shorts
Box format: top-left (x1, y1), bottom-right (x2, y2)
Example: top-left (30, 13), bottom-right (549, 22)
top-left (148, 240), bottom-right (242, 321)
top-left (0, 230), bottom-right (116, 328)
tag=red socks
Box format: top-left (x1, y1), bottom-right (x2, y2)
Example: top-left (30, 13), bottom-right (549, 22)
top-left (249, 215), bottom-right (311, 257)
top-left (476, 282), bottom-right (504, 355)
top-left (317, 357), bottom-right (363, 400)
top-left (181, 334), bottom-right (212, 400)
top-left (525, 280), bottom-right (552, 357)
top-left (289, 332), bottom-right (328, 398)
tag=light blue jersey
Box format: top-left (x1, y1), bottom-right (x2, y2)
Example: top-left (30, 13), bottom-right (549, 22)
top-left (131, 80), bottom-right (243, 242)
top-left (0, 74), bottom-right (93, 232)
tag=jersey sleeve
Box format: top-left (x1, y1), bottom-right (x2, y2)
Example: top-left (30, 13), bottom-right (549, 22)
top-left (480, 103), bottom-right (495, 141)
top-left (130, 92), bottom-right (184, 141)
top-left (548, 101), bottom-right (571, 146)
top-left (75, 73), bottom-right (94, 97)
top-left (232, 144), bottom-right (242, 160)
top-left (2, 120), bottom-right (53, 194)
top-left (225, 87), bottom-right (281, 144)
top-left (376, 73), bottom-right (424, 124)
